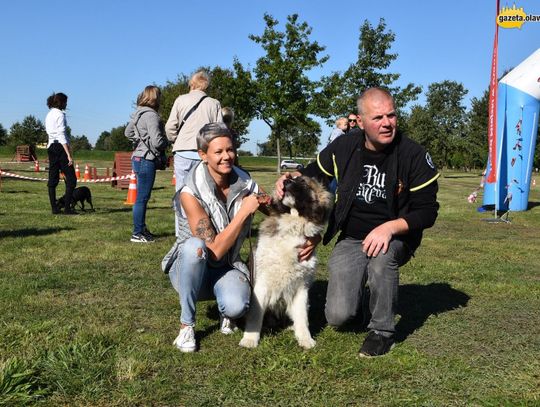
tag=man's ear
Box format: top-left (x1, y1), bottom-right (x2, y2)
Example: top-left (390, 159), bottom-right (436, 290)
top-left (198, 150), bottom-right (206, 162)
top-left (356, 115), bottom-right (364, 130)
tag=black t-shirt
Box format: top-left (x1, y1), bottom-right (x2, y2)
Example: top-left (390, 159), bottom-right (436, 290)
top-left (343, 145), bottom-right (391, 240)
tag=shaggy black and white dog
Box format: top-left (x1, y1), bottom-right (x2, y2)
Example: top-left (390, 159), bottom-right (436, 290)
top-left (239, 175), bottom-right (333, 349)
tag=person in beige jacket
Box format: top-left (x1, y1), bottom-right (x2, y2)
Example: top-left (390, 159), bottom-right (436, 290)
top-left (165, 70), bottom-right (223, 235)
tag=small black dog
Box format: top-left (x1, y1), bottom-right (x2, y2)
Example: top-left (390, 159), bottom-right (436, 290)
top-left (57, 186), bottom-right (94, 211)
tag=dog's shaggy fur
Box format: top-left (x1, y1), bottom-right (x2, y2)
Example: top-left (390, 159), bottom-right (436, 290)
top-left (57, 186), bottom-right (94, 211)
top-left (239, 176), bottom-right (333, 349)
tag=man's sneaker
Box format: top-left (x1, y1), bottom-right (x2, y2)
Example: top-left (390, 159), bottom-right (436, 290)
top-left (219, 316), bottom-right (238, 335)
top-left (359, 330), bottom-right (395, 357)
top-left (173, 325), bottom-right (196, 353)
top-left (130, 233), bottom-right (155, 243)
top-left (142, 228), bottom-right (155, 240)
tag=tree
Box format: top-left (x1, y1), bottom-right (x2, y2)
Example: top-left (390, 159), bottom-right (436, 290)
top-left (465, 90), bottom-right (489, 168)
top-left (92, 126), bottom-right (130, 151)
top-left (94, 131), bottom-right (111, 150)
top-left (207, 60), bottom-right (258, 147)
top-left (250, 13), bottom-right (328, 168)
top-left (160, 74), bottom-right (190, 124)
top-left (318, 19), bottom-right (421, 123)
top-left (0, 123), bottom-right (7, 145)
top-left (107, 125), bottom-right (131, 151)
top-left (71, 135), bottom-right (92, 152)
top-left (7, 115), bottom-right (47, 147)
top-left (407, 81), bottom-right (468, 168)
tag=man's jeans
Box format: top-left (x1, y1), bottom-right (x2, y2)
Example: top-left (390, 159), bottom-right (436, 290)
top-left (174, 154), bottom-right (200, 236)
top-left (132, 157), bottom-right (156, 235)
top-left (168, 237), bottom-right (251, 326)
top-left (325, 237), bottom-right (411, 336)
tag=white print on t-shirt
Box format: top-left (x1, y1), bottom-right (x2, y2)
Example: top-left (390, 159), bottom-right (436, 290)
top-left (355, 164), bottom-right (387, 204)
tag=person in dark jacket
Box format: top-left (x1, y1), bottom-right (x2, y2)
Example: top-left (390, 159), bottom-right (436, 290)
top-left (276, 87), bottom-right (439, 357)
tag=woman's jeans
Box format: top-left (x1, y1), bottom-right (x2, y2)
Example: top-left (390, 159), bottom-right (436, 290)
top-left (168, 237), bottom-right (251, 326)
top-left (325, 237), bottom-right (411, 336)
top-left (132, 157), bottom-right (156, 235)
top-left (173, 154), bottom-right (200, 236)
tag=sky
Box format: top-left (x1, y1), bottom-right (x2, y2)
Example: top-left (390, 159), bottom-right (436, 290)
top-left (1, 0), bottom-right (539, 154)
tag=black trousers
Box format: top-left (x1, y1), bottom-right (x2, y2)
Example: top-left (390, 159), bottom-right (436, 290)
top-left (47, 143), bottom-right (77, 211)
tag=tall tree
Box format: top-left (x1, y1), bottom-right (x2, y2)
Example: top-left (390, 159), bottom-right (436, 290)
top-left (407, 81), bottom-right (468, 168)
top-left (465, 90), bottom-right (489, 168)
top-left (71, 135), bottom-right (92, 152)
top-left (250, 13), bottom-right (328, 168)
top-left (206, 60), bottom-right (258, 147)
top-left (318, 18), bottom-right (421, 123)
top-left (160, 74), bottom-right (190, 124)
top-left (7, 115), bottom-right (47, 147)
top-left (94, 130), bottom-right (111, 150)
top-left (0, 123), bottom-right (7, 145)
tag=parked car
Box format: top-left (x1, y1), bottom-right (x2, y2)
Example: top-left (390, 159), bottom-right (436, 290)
top-left (280, 159), bottom-right (304, 170)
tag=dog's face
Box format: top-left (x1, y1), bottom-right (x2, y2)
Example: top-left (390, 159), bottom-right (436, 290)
top-left (271, 176), bottom-right (333, 225)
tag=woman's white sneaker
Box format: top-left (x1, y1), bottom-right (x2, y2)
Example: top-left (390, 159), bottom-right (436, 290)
top-left (173, 325), bottom-right (196, 352)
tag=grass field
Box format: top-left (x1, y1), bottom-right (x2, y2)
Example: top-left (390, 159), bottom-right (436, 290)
top-left (0, 154), bottom-right (539, 406)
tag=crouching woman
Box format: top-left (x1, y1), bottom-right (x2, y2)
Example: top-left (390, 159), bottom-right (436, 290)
top-left (163, 122), bottom-right (269, 352)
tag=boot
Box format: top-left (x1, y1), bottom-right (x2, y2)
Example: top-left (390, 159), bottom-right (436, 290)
top-left (48, 187), bottom-right (61, 214)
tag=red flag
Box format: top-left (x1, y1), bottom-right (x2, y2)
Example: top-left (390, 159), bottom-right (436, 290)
top-left (486, 0), bottom-right (500, 183)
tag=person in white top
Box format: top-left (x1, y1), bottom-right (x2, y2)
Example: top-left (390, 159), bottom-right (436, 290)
top-left (45, 92), bottom-right (77, 214)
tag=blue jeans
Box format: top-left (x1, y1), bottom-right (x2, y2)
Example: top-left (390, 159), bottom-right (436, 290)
top-left (174, 154), bottom-right (200, 236)
top-left (132, 157), bottom-right (156, 235)
top-left (168, 237), bottom-right (251, 326)
top-left (325, 237), bottom-right (411, 336)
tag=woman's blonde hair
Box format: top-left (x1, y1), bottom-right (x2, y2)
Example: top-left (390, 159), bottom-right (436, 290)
top-left (137, 85), bottom-right (161, 110)
top-left (189, 70), bottom-right (210, 91)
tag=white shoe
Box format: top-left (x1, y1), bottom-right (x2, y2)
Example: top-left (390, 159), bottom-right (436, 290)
top-left (173, 326), bottom-right (196, 352)
top-left (220, 316), bottom-right (238, 335)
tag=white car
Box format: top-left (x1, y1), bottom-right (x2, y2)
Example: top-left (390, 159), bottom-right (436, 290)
top-left (280, 159), bottom-right (304, 170)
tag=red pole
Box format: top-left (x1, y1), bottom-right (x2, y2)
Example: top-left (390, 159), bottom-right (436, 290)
top-left (486, 0), bottom-right (500, 183)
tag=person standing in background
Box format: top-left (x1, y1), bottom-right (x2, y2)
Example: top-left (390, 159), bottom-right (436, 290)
top-left (328, 117), bottom-right (349, 144)
top-left (125, 85), bottom-right (169, 243)
top-left (45, 92), bottom-right (77, 215)
top-left (165, 70), bottom-right (223, 235)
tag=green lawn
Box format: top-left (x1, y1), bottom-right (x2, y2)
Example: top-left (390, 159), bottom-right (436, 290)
top-left (0, 154), bottom-right (539, 406)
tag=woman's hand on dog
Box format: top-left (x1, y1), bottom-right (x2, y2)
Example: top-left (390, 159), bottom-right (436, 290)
top-left (240, 194), bottom-right (262, 215)
top-left (275, 172), bottom-right (302, 199)
top-left (297, 234), bottom-right (322, 261)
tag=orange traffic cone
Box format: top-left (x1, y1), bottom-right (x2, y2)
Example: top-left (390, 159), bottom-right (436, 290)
top-left (124, 172), bottom-right (137, 205)
top-left (34, 160), bottom-right (39, 172)
top-left (75, 164), bottom-right (81, 179)
top-left (171, 172), bottom-right (176, 186)
top-left (83, 164), bottom-right (90, 181)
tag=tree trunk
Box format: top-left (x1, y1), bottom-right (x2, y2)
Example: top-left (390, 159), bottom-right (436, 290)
top-left (277, 136), bottom-right (281, 174)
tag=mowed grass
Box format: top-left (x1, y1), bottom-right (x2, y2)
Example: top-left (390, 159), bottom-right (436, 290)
top-left (0, 155), bottom-right (539, 406)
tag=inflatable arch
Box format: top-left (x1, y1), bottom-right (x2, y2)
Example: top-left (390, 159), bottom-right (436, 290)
top-left (483, 48), bottom-right (540, 211)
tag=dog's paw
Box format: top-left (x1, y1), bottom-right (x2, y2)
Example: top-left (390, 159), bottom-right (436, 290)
top-left (239, 336), bottom-right (259, 348)
top-left (297, 336), bottom-right (316, 349)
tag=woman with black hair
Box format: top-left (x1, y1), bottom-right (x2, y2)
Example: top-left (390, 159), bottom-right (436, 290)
top-left (45, 92), bottom-right (77, 214)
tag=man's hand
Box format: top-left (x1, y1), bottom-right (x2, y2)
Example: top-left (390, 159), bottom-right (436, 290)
top-left (362, 218), bottom-right (409, 257)
top-left (298, 234), bottom-right (322, 261)
top-left (275, 171), bottom-right (302, 199)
